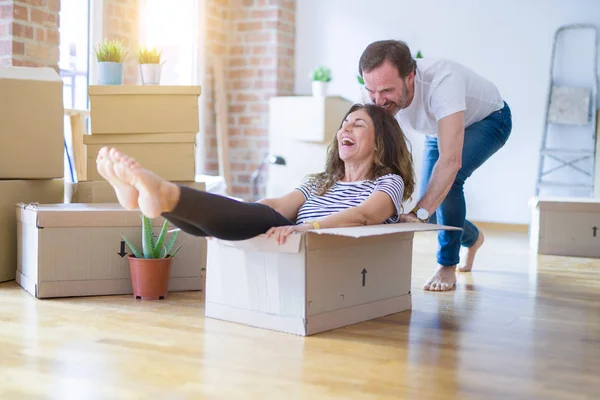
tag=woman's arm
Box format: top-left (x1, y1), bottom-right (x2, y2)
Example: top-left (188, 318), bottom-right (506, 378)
top-left (256, 190), bottom-right (306, 221)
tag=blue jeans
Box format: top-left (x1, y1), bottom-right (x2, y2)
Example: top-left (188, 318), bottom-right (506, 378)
top-left (419, 101), bottom-right (512, 266)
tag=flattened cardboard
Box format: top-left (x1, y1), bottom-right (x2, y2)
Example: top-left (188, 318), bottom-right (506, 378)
top-left (16, 203), bottom-right (206, 299)
top-left (0, 66), bottom-right (64, 179)
top-left (206, 223), bottom-right (460, 336)
top-left (83, 133), bottom-right (196, 181)
top-left (88, 85), bottom-right (201, 134)
top-left (0, 180), bottom-right (64, 282)
top-left (530, 196), bottom-right (600, 258)
top-left (65, 179), bottom-right (207, 203)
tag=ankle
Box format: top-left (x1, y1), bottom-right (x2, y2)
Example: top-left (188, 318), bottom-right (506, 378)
top-left (161, 182), bottom-right (180, 213)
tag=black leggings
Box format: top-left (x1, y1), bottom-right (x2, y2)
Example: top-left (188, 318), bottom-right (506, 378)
top-left (161, 185), bottom-right (295, 241)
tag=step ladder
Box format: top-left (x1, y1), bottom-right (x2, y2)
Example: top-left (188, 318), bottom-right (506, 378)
top-left (536, 24), bottom-right (599, 196)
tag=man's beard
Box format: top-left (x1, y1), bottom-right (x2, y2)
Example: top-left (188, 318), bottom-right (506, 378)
top-left (381, 83), bottom-right (409, 115)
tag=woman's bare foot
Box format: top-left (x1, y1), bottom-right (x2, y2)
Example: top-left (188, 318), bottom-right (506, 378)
top-left (458, 231), bottom-right (485, 272)
top-left (423, 266), bottom-right (457, 291)
top-left (96, 147), bottom-right (139, 210)
top-left (105, 148), bottom-right (180, 218)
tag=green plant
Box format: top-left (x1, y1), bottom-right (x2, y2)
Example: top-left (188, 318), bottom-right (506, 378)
top-left (95, 38), bottom-right (126, 63)
top-left (310, 66), bottom-right (332, 82)
top-left (357, 74), bottom-right (364, 85)
top-left (416, 50), bottom-right (423, 59)
top-left (121, 215), bottom-right (186, 259)
top-left (138, 46), bottom-right (166, 65)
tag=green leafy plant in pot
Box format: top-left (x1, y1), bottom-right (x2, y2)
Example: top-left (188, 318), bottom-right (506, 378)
top-left (95, 38), bottom-right (127, 85)
top-left (310, 65), bottom-right (332, 97)
top-left (138, 45), bottom-right (166, 85)
top-left (121, 215), bottom-right (186, 300)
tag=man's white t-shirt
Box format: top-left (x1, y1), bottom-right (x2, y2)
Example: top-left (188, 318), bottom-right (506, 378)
top-left (396, 58), bottom-right (504, 136)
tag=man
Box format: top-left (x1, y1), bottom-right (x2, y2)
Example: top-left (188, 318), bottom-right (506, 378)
top-left (359, 40), bottom-right (512, 291)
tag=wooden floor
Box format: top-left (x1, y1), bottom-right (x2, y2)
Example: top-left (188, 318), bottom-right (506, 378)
top-left (1, 229), bottom-right (599, 400)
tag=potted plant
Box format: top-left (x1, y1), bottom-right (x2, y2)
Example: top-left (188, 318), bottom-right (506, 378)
top-left (94, 38), bottom-right (126, 85)
top-left (121, 215), bottom-right (186, 300)
top-left (138, 46), bottom-right (165, 85)
top-left (310, 65), bottom-right (332, 97)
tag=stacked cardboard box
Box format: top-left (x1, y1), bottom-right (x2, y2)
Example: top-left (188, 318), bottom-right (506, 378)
top-left (84, 85), bottom-right (201, 182)
top-left (0, 66), bottom-right (65, 282)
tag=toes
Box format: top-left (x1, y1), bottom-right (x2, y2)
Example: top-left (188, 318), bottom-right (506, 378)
top-left (440, 283), bottom-right (449, 291)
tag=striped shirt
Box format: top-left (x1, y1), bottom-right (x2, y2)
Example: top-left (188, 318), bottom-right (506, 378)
top-left (295, 174), bottom-right (405, 225)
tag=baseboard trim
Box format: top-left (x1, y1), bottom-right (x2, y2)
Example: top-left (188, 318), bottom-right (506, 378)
top-left (471, 221), bottom-right (529, 233)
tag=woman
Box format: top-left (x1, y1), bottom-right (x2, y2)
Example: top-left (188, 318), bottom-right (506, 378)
top-left (96, 103), bottom-right (416, 245)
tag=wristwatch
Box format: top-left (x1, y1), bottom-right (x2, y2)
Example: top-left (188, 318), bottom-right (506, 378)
top-left (411, 206), bottom-right (430, 223)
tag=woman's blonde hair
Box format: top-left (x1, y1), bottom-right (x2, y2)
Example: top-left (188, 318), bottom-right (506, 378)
top-left (306, 103), bottom-right (415, 203)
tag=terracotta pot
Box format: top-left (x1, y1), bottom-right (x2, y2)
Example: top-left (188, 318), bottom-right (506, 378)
top-left (127, 255), bottom-right (173, 300)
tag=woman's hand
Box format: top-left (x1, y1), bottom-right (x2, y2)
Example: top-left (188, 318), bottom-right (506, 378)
top-left (265, 223), bottom-right (312, 245)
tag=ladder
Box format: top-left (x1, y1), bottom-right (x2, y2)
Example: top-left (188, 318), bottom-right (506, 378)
top-left (536, 24), bottom-right (599, 197)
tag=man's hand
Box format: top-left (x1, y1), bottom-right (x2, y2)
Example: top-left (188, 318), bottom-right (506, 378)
top-left (265, 223), bottom-right (312, 245)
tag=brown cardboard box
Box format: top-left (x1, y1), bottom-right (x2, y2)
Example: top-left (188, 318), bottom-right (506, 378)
top-left (205, 223), bottom-right (459, 336)
top-left (65, 179), bottom-right (207, 203)
top-left (88, 85), bottom-right (201, 134)
top-left (530, 196), bottom-right (600, 258)
top-left (83, 133), bottom-right (196, 181)
top-left (16, 203), bottom-right (206, 299)
top-left (0, 67), bottom-right (64, 179)
top-left (0, 179), bottom-right (64, 282)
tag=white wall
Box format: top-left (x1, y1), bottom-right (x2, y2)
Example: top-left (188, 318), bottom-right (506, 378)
top-left (294, 0), bottom-right (600, 224)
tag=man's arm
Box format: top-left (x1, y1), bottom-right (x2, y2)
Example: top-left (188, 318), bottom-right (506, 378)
top-left (413, 111), bottom-right (465, 218)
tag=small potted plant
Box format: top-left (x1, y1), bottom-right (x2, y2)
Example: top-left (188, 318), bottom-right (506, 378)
top-left (94, 38), bottom-right (126, 85)
top-left (138, 45), bottom-right (165, 85)
top-left (121, 215), bottom-right (186, 300)
top-left (310, 65), bottom-right (332, 97)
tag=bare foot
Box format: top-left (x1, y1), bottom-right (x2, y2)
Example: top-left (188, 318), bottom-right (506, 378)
top-left (423, 266), bottom-right (457, 291)
top-left (458, 231), bottom-right (485, 272)
top-left (106, 148), bottom-right (179, 218)
top-left (96, 147), bottom-right (139, 210)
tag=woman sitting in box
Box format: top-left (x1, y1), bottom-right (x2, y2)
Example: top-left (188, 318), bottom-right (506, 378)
top-left (96, 103), bottom-right (416, 245)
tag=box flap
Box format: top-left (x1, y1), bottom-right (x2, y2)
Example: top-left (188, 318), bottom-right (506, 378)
top-left (529, 196), bottom-right (600, 212)
top-left (0, 66), bottom-right (61, 82)
top-left (88, 85), bottom-right (201, 96)
top-left (83, 132), bottom-right (197, 145)
top-left (16, 203), bottom-right (172, 228)
top-left (306, 223), bottom-right (461, 239)
top-left (214, 233), bottom-right (303, 254)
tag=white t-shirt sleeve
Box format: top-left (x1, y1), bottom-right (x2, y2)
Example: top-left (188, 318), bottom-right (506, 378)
top-left (428, 70), bottom-right (467, 121)
top-left (373, 174), bottom-right (405, 223)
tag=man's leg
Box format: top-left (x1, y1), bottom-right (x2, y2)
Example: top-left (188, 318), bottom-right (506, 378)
top-left (424, 103), bottom-right (512, 291)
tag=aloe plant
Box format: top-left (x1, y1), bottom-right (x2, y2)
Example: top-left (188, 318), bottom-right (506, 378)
top-left (121, 215), bottom-right (186, 259)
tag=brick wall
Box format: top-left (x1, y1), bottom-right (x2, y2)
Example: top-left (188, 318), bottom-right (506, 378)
top-left (102, 0), bottom-right (138, 84)
top-left (203, 0), bottom-right (296, 199)
top-left (0, 0), bottom-right (60, 70)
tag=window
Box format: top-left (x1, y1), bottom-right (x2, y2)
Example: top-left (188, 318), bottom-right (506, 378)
top-left (59, 0), bottom-right (91, 110)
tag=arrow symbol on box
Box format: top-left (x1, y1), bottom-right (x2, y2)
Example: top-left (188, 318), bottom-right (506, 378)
top-left (361, 268), bottom-right (367, 287)
top-left (593, 226), bottom-right (598, 238)
top-left (118, 241), bottom-right (128, 257)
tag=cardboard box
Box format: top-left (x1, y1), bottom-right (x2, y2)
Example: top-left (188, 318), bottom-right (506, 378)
top-left (0, 179), bottom-right (64, 282)
top-left (0, 66), bottom-right (64, 179)
top-left (88, 85), bottom-right (201, 134)
top-left (16, 203), bottom-right (206, 299)
top-left (205, 223), bottom-right (458, 336)
top-left (83, 133), bottom-right (196, 181)
top-left (65, 179), bottom-right (207, 203)
top-left (530, 196), bottom-right (600, 258)
top-left (268, 96), bottom-right (353, 143)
